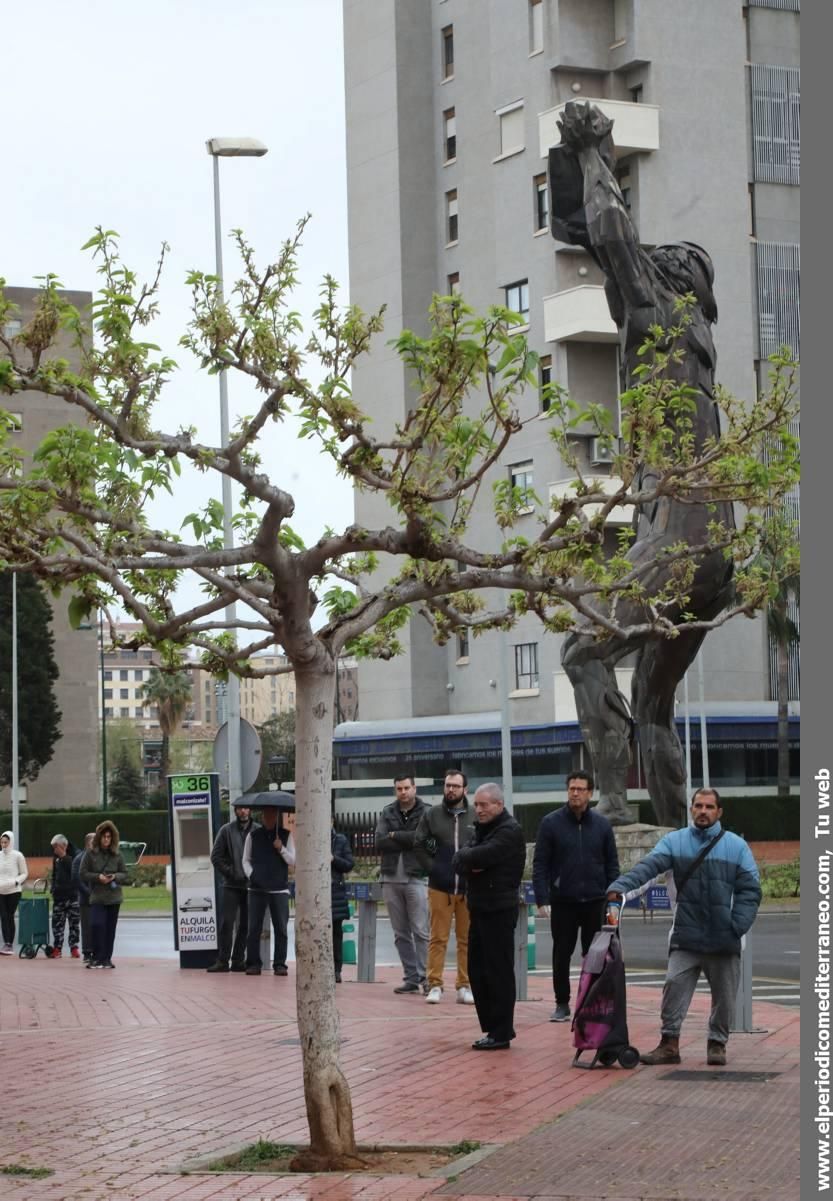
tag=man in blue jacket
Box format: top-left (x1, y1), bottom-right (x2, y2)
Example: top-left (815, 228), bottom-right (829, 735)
top-left (607, 787), bottom-right (761, 1066)
top-left (532, 771), bottom-right (620, 1022)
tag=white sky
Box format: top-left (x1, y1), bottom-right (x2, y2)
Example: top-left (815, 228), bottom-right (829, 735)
top-left (2, 0), bottom-right (356, 617)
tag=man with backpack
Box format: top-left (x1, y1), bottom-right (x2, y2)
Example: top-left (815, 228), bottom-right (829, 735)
top-left (606, 788), bottom-right (761, 1066)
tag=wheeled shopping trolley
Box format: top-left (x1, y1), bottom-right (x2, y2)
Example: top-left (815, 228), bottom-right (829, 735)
top-left (571, 916), bottom-right (640, 1070)
top-left (18, 878), bottom-right (51, 959)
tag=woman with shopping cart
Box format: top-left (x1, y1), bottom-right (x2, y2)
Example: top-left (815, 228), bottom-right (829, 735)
top-left (80, 820), bottom-right (128, 969)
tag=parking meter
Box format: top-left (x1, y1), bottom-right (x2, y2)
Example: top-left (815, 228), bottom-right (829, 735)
top-left (167, 772), bottom-right (222, 968)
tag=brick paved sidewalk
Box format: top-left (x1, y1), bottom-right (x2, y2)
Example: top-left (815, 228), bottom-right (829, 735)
top-left (0, 955), bottom-right (798, 1201)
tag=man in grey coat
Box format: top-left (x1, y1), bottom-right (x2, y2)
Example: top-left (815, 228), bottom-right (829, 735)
top-left (375, 774), bottom-right (431, 994)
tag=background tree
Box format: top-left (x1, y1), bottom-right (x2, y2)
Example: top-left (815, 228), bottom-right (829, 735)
top-left (108, 739), bottom-right (147, 808)
top-left (0, 228), bottom-right (797, 1167)
top-left (139, 667), bottom-right (192, 780)
top-left (254, 709), bottom-right (296, 790)
top-left (0, 571), bottom-right (61, 785)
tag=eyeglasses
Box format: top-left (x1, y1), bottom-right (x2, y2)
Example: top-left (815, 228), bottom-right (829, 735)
top-left (568, 786), bottom-right (590, 793)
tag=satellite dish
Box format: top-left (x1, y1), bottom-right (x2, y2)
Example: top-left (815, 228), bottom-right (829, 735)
top-left (213, 718), bottom-right (262, 791)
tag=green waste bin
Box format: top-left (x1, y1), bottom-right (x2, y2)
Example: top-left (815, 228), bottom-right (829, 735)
top-left (18, 878), bottom-right (50, 958)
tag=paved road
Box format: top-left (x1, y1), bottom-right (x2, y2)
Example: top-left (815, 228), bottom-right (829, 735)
top-left (114, 907), bottom-right (801, 984)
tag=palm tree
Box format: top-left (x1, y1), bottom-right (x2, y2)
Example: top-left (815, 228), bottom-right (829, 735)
top-left (140, 667), bottom-right (193, 781)
top-left (767, 571), bottom-right (799, 801)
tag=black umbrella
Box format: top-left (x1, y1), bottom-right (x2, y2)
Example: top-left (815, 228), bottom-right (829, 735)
top-left (235, 789), bottom-right (296, 811)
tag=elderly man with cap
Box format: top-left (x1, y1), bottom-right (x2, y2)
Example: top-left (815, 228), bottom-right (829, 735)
top-left (242, 796), bottom-right (296, 976)
top-left (207, 799), bottom-right (258, 973)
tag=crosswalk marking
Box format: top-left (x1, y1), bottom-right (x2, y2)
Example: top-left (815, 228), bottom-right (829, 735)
top-left (529, 967), bottom-right (800, 1007)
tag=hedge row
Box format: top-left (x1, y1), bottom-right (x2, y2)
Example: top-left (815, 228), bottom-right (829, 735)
top-left (2, 793), bottom-right (799, 857)
top-left (0, 810), bottom-right (171, 856)
top-left (513, 794), bottom-right (799, 843)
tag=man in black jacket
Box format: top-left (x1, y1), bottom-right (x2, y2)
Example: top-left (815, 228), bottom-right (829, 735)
top-left (243, 803), bottom-right (295, 976)
top-left (375, 775), bottom-right (431, 994)
top-left (452, 783), bottom-right (526, 1051)
top-left (532, 770), bottom-right (620, 1022)
top-left (207, 801), bottom-right (256, 973)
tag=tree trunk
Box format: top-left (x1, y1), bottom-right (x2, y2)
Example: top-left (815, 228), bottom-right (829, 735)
top-left (289, 659), bottom-right (362, 1171)
top-left (776, 630), bottom-right (791, 802)
top-left (160, 731), bottom-right (170, 782)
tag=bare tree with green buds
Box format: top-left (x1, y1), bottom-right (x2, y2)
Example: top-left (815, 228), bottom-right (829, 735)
top-left (0, 222), bottom-right (798, 1167)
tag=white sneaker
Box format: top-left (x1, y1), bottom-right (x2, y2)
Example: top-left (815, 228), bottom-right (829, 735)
top-left (457, 986), bottom-right (475, 1005)
top-left (425, 986), bottom-right (443, 1004)
top-left (0, 944), bottom-right (12, 955)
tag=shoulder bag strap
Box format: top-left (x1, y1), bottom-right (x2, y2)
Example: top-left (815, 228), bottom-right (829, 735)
top-left (675, 828), bottom-right (726, 899)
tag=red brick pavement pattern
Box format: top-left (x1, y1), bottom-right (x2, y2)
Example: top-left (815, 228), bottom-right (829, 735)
top-left (0, 957), bottom-right (798, 1201)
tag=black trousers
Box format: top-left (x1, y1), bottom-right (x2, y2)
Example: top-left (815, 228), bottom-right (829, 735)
top-left (91, 903), bottom-right (120, 964)
top-left (551, 898), bottom-right (606, 1004)
top-left (0, 893), bottom-right (20, 945)
top-left (217, 887), bottom-right (248, 966)
top-left (246, 891), bottom-right (289, 970)
top-left (468, 906), bottom-right (518, 1043)
top-left (332, 918), bottom-right (344, 973)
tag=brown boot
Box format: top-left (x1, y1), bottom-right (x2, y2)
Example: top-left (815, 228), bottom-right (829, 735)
top-left (707, 1040), bottom-right (727, 1066)
top-left (639, 1035), bottom-right (681, 1065)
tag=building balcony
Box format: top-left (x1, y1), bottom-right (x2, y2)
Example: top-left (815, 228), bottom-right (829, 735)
top-left (544, 285), bottom-right (617, 343)
top-left (539, 97), bottom-right (660, 158)
top-left (548, 475), bottom-right (633, 527)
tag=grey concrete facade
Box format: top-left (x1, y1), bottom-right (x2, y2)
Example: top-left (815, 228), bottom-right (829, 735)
top-left (1, 287), bottom-right (99, 811)
top-left (344, 1), bottom-right (799, 732)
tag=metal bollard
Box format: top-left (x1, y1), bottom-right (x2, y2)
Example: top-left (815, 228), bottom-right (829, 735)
top-left (514, 900), bottom-right (529, 1001)
top-left (731, 933), bottom-right (766, 1034)
top-left (355, 882), bottom-right (383, 983)
top-left (527, 904), bottom-right (537, 969)
top-left (342, 902), bottom-right (357, 966)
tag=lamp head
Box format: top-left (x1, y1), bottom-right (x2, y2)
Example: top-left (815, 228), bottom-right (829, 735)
top-left (206, 137), bottom-right (268, 158)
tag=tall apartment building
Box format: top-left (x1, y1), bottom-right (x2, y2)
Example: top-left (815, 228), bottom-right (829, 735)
top-left (0, 289), bottom-right (99, 811)
top-left (340, 0), bottom-right (799, 798)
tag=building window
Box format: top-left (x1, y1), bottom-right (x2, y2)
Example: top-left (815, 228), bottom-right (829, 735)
top-left (104, 707), bottom-right (113, 719)
top-left (629, 84), bottom-right (643, 104)
top-left (497, 103), bottom-right (524, 157)
top-left (134, 669), bottom-right (144, 681)
top-left (103, 688), bottom-right (113, 700)
top-left (755, 241), bottom-right (800, 357)
top-left (442, 25), bottom-right (454, 79)
top-left (120, 688), bottom-right (129, 699)
top-left (447, 271), bottom-right (461, 295)
top-left (749, 64), bottom-right (800, 185)
top-left (457, 630), bottom-right (470, 660)
top-left (4, 412), bottom-right (22, 431)
top-left (539, 354), bottom-right (553, 412)
top-left (504, 280), bottom-right (529, 324)
top-left (529, 0), bottom-right (543, 54)
top-left (119, 669), bottom-right (128, 681)
top-left (443, 107), bottom-right (456, 162)
top-left (615, 163), bottom-right (632, 210)
top-left (748, 0), bottom-right (799, 8)
top-left (509, 460), bottom-right (534, 513)
top-left (120, 707), bottom-right (130, 718)
top-left (446, 189), bottom-right (458, 244)
top-left (104, 671), bottom-right (112, 681)
top-left (514, 642), bottom-right (539, 690)
top-left (534, 173), bottom-right (549, 232)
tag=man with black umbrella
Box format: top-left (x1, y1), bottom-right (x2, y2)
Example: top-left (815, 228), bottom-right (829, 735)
top-left (207, 800), bottom-right (258, 973)
top-left (242, 797), bottom-right (296, 976)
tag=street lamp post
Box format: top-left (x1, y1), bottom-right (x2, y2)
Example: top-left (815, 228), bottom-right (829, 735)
top-left (11, 573), bottom-right (19, 847)
top-left (205, 136), bottom-right (268, 804)
top-left (99, 610), bottom-right (108, 810)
